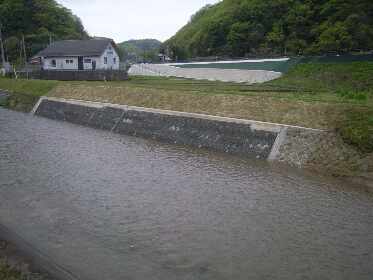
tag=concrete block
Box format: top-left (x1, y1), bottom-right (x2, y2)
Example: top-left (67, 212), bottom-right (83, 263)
top-left (88, 106), bottom-right (124, 131)
top-left (114, 109), bottom-right (277, 158)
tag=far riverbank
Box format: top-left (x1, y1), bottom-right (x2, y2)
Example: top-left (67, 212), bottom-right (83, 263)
top-left (0, 62), bottom-right (372, 187)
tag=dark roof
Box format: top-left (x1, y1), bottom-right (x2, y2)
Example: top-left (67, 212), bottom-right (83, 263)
top-left (36, 39), bottom-right (116, 57)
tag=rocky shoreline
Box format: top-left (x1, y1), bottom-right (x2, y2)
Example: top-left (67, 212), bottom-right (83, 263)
top-left (275, 128), bottom-right (373, 189)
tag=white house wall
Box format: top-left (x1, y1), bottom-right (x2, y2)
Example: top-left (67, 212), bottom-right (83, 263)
top-left (41, 43), bottom-right (120, 71)
top-left (43, 57), bottom-right (78, 70)
top-left (98, 43), bottom-right (120, 70)
top-left (82, 57), bottom-right (98, 70)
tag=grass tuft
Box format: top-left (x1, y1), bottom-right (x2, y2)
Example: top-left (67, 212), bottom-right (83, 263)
top-left (0, 259), bottom-right (24, 280)
top-left (338, 109), bottom-right (373, 153)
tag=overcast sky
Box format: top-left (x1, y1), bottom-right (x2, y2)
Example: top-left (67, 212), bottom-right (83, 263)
top-left (55, 0), bottom-right (220, 43)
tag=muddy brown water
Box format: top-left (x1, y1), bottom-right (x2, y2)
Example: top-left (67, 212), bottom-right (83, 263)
top-left (0, 108), bottom-right (372, 280)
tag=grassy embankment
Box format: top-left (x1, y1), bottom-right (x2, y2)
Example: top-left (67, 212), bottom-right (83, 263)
top-left (0, 260), bottom-right (27, 280)
top-left (0, 62), bottom-right (372, 154)
top-left (0, 78), bottom-right (58, 112)
top-left (0, 239), bottom-right (46, 280)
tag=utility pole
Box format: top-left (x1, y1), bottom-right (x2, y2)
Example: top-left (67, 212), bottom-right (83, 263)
top-left (19, 37), bottom-right (23, 66)
top-left (22, 35), bottom-right (27, 65)
top-left (0, 22), bottom-right (6, 68)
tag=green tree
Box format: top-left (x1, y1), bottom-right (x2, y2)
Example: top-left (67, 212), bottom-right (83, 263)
top-left (164, 0), bottom-right (373, 59)
top-left (317, 22), bottom-right (353, 53)
top-left (228, 22), bottom-right (264, 56)
top-left (265, 23), bottom-right (286, 55)
top-left (0, 0), bottom-right (88, 62)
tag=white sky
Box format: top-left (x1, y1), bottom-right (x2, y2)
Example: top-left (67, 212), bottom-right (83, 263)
top-left (56, 0), bottom-right (220, 43)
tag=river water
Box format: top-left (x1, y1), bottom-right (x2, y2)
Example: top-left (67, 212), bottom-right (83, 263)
top-left (0, 108), bottom-right (372, 280)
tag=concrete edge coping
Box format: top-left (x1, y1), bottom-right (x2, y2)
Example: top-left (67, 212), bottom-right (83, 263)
top-left (33, 96), bottom-right (325, 133)
top-left (31, 96), bottom-right (47, 114)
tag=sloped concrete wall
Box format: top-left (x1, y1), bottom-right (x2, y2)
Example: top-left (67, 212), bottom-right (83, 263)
top-left (32, 97), bottom-right (372, 187)
top-left (129, 64), bottom-right (282, 84)
top-left (0, 90), bottom-right (9, 103)
top-left (34, 97), bottom-right (294, 159)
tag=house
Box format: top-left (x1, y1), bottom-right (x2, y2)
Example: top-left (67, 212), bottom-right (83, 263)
top-left (36, 38), bottom-right (120, 71)
top-left (0, 62), bottom-right (12, 75)
top-left (158, 53), bottom-right (172, 63)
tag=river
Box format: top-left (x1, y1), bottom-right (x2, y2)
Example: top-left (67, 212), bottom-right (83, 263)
top-left (0, 108), bottom-right (372, 280)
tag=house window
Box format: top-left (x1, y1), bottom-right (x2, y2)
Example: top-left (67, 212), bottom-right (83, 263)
top-left (84, 59), bottom-right (91, 63)
top-left (65, 59), bottom-right (73, 64)
top-left (51, 59), bottom-right (56, 67)
top-left (113, 57), bottom-right (116, 64)
top-left (104, 57), bottom-right (108, 64)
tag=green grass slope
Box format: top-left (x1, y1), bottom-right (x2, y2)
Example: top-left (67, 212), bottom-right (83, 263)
top-left (0, 78), bottom-right (58, 112)
top-left (269, 62), bottom-right (373, 152)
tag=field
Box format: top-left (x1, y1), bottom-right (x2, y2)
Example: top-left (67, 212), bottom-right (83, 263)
top-left (0, 62), bottom-right (372, 154)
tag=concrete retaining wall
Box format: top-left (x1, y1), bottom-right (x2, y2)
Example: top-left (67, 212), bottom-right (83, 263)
top-left (33, 97), bottom-right (324, 161)
top-left (29, 97), bottom-right (373, 187)
top-left (0, 90), bottom-right (9, 103)
top-left (19, 70), bottom-right (128, 81)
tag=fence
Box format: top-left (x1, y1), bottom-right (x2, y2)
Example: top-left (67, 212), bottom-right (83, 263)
top-left (18, 69), bottom-right (128, 81)
top-left (169, 53), bottom-right (373, 73)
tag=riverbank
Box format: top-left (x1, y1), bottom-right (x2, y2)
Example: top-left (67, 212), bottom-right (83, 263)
top-left (32, 96), bottom-right (373, 188)
top-left (0, 221), bottom-right (75, 280)
top-left (0, 62), bottom-right (372, 185)
top-left (1, 239), bottom-right (49, 280)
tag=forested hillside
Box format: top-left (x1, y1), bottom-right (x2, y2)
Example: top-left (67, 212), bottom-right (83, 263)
top-left (164, 0), bottom-right (373, 60)
top-left (0, 0), bottom-right (88, 63)
top-left (118, 39), bottom-right (162, 62)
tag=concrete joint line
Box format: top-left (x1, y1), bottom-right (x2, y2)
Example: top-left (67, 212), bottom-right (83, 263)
top-left (31, 96), bottom-right (46, 115)
top-left (88, 110), bottom-right (97, 124)
top-left (268, 127), bottom-right (288, 161)
top-left (111, 109), bottom-right (127, 132)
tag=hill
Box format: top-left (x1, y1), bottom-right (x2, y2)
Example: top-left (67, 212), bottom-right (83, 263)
top-left (0, 0), bottom-right (88, 63)
top-left (163, 0), bottom-right (373, 60)
top-left (118, 39), bottom-right (162, 62)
